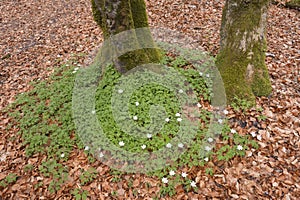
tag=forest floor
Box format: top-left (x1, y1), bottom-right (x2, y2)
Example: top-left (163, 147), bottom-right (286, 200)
top-left (0, 0), bottom-right (299, 199)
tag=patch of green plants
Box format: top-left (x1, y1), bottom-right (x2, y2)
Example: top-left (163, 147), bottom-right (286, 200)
top-left (93, 55), bottom-right (212, 158)
top-left (0, 173), bottom-right (18, 188)
top-left (231, 96), bottom-right (253, 113)
top-left (39, 159), bottom-right (69, 193)
top-left (79, 167), bottom-right (98, 185)
top-left (7, 62), bottom-right (81, 159)
top-left (257, 114), bottom-right (267, 121)
top-left (5, 51), bottom-right (259, 198)
top-left (160, 181), bottom-right (176, 197)
top-left (111, 190), bottom-right (118, 196)
top-left (24, 164), bottom-right (34, 172)
top-left (110, 169), bottom-right (124, 183)
top-left (205, 167), bottom-right (214, 176)
top-left (71, 188), bottom-right (89, 200)
top-left (34, 181), bottom-right (43, 189)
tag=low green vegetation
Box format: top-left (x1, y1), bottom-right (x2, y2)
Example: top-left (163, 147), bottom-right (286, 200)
top-left (39, 159), bottom-right (69, 193)
top-left (5, 52), bottom-right (259, 198)
top-left (0, 173), bottom-right (18, 188)
top-left (230, 96), bottom-right (253, 113)
top-left (79, 167), bottom-right (98, 185)
top-left (71, 188), bottom-right (89, 200)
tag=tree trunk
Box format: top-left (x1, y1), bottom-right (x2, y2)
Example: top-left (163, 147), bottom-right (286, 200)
top-left (91, 0), bottom-right (161, 73)
top-left (216, 0), bottom-right (272, 105)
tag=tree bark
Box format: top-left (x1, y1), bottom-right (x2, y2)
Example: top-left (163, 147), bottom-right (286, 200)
top-left (91, 0), bottom-right (161, 73)
top-left (216, 0), bottom-right (272, 105)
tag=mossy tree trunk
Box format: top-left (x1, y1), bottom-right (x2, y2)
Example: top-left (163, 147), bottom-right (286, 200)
top-left (91, 0), bottom-right (161, 73)
top-left (216, 0), bottom-right (272, 105)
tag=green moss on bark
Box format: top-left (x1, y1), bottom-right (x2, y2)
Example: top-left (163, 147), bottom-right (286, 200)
top-left (91, 0), bottom-right (109, 38)
top-left (216, 50), bottom-right (256, 104)
top-left (91, 0), bottom-right (162, 73)
top-left (286, 0), bottom-right (300, 9)
top-left (130, 0), bottom-right (162, 63)
top-left (217, 0), bottom-right (272, 105)
top-left (130, 0), bottom-right (149, 28)
top-left (249, 40), bottom-right (272, 96)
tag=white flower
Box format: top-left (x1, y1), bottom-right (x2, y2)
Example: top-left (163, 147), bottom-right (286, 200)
top-left (237, 145), bottom-right (243, 151)
top-left (119, 141), bottom-right (125, 146)
top-left (133, 116), bottom-right (138, 121)
top-left (218, 119), bottom-right (223, 124)
top-left (204, 157), bottom-right (209, 162)
top-left (166, 143), bottom-right (172, 148)
top-left (197, 103), bottom-right (202, 108)
top-left (141, 144), bottom-right (146, 149)
top-left (178, 143), bottom-right (184, 148)
top-left (169, 170), bottom-right (175, 176)
top-left (99, 152), bottom-right (104, 158)
top-left (178, 89), bottom-right (184, 93)
top-left (60, 153), bottom-right (65, 158)
top-left (205, 146), bottom-right (212, 151)
top-left (147, 134), bottom-right (152, 138)
top-left (118, 89), bottom-right (123, 94)
top-left (177, 118), bottom-right (182, 122)
top-left (250, 131), bottom-right (257, 137)
top-left (190, 181), bottom-right (197, 187)
top-left (207, 138), bottom-right (213, 143)
top-left (72, 70), bottom-right (77, 73)
top-left (165, 118), bottom-right (170, 122)
top-left (175, 113), bottom-right (181, 117)
top-left (74, 67), bottom-right (79, 71)
top-left (206, 74), bottom-right (210, 78)
top-left (256, 135), bottom-right (262, 141)
top-left (181, 172), bottom-right (188, 178)
top-left (84, 146), bottom-right (89, 151)
top-left (199, 72), bottom-right (203, 76)
top-left (135, 102), bottom-right (139, 106)
top-left (162, 177), bottom-right (168, 184)
top-left (91, 110), bottom-right (96, 114)
top-left (230, 129), bottom-right (236, 134)
top-left (223, 110), bottom-right (229, 115)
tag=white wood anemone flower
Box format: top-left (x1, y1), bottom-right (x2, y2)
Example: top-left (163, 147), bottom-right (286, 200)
top-left (237, 145), bottom-right (243, 150)
top-left (181, 172), bottom-right (188, 178)
top-left (177, 118), bottom-right (182, 122)
top-left (230, 129), bottom-right (236, 134)
top-left (178, 143), bottom-right (184, 148)
top-left (118, 89), bottom-right (123, 94)
top-left (169, 170), bottom-right (175, 176)
top-left (166, 143), bottom-right (172, 148)
top-left (190, 181), bottom-right (197, 187)
top-left (162, 177), bottom-right (168, 184)
top-left (205, 146), bottom-right (212, 151)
